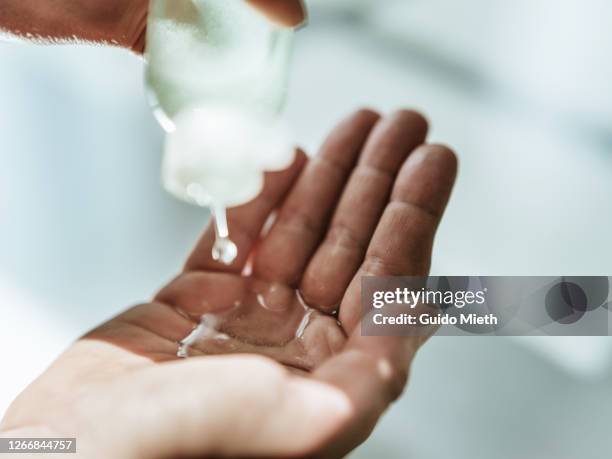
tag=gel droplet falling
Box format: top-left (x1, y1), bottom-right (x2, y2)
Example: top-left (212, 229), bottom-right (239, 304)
top-left (211, 201), bottom-right (238, 266)
top-left (187, 184), bottom-right (238, 266)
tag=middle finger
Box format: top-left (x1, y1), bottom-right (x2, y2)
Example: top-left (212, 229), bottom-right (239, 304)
top-left (299, 110), bottom-right (429, 312)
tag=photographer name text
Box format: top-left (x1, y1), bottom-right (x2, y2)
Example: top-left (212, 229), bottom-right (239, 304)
top-left (370, 287), bottom-right (498, 326)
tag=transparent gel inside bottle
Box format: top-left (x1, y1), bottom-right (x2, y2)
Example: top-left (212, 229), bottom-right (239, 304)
top-left (145, 0), bottom-right (296, 265)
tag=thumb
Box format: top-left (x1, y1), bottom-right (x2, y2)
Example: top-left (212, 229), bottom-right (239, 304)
top-left (247, 0), bottom-right (308, 27)
top-left (111, 355), bottom-right (350, 458)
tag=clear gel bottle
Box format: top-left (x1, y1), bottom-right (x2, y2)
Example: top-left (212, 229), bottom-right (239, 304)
top-left (144, 0), bottom-right (295, 264)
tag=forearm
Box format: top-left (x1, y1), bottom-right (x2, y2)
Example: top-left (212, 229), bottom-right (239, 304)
top-left (0, 0), bottom-right (147, 50)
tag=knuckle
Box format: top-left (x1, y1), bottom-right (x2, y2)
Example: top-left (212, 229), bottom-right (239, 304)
top-left (280, 205), bottom-right (320, 236)
top-left (326, 220), bottom-right (367, 252)
top-left (154, 272), bottom-right (198, 305)
top-left (362, 254), bottom-right (407, 277)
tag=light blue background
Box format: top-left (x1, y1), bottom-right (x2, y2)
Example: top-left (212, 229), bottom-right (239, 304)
top-left (1, 1), bottom-right (611, 457)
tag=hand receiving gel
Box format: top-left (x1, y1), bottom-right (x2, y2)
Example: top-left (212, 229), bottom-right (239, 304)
top-left (145, 0), bottom-right (295, 264)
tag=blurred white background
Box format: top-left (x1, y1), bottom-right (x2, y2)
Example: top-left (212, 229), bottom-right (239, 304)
top-left (1, 0), bottom-right (612, 457)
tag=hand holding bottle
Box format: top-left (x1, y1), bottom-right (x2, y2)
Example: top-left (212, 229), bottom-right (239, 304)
top-left (0, 0), bottom-right (307, 52)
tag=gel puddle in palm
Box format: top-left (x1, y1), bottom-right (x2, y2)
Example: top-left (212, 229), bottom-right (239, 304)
top-left (145, 0), bottom-right (295, 265)
top-left (175, 279), bottom-right (328, 371)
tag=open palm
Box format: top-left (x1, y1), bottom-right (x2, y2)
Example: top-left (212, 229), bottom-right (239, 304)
top-left (1, 110), bottom-right (457, 458)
